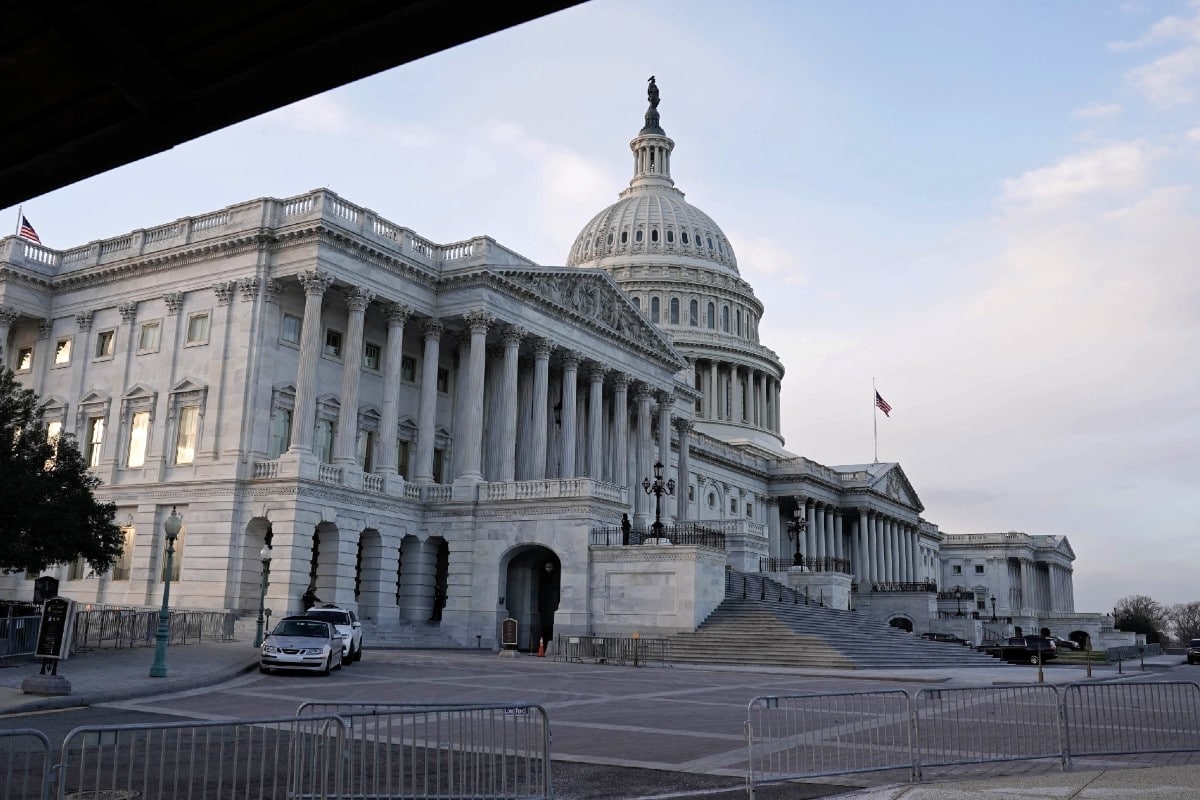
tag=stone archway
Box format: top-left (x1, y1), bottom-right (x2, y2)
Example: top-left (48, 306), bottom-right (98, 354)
top-left (888, 616), bottom-right (914, 633)
top-left (306, 521), bottom-right (340, 608)
top-left (499, 545), bottom-right (561, 651)
top-left (239, 517), bottom-right (272, 614)
top-left (356, 528), bottom-right (383, 621)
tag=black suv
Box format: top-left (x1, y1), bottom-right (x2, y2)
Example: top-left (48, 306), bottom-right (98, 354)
top-left (1187, 638), bottom-right (1200, 665)
top-left (981, 636), bottom-right (1057, 665)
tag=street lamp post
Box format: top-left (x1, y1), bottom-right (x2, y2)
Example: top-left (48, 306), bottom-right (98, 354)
top-left (253, 545), bottom-right (273, 648)
top-left (641, 460), bottom-right (675, 540)
top-left (990, 595), bottom-right (997, 622)
top-left (786, 512), bottom-right (808, 567)
top-left (149, 506), bottom-right (183, 678)
top-left (954, 588), bottom-right (964, 617)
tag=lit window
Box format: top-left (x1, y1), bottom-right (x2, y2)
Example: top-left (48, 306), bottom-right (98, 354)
top-left (175, 406), bottom-right (199, 464)
top-left (268, 408), bottom-right (292, 458)
top-left (281, 313), bottom-right (301, 345)
top-left (323, 329), bottom-right (342, 358)
top-left (363, 342), bottom-right (381, 370)
top-left (47, 420), bottom-right (62, 442)
top-left (86, 417), bottom-right (105, 467)
top-left (54, 338), bottom-right (71, 365)
top-left (111, 527), bottom-right (134, 581)
top-left (95, 330), bottom-right (115, 358)
top-left (400, 356), bottom-right (416, 382)
top-left (16, 347), bottom-right (32, 371)
top-left (138, 321), bottom-right (161, 352)
top-left (127, 411), bottom-right (150, 467)
top-left (186, 313), bottom-right (209, 344)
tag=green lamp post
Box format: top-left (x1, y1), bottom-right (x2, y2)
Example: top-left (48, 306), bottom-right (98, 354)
top-left (149, 506), bottom-right (183, 677)
top-left (253, 544), bottom-right (272, 647)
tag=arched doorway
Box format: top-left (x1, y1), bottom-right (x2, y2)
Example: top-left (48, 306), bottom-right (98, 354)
top-left (239, 517), bottom-right (272, 614)
top-left (499, 545), bottom-right (560, 651)
top-left (888, 616), bottom-right (913, 633)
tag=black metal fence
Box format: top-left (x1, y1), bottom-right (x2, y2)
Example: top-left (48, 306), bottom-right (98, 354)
top-left (71, 608), bottom-right (236, 652)
top-left (553, 634), bottom-right (671, 667)
top-left (759, 556), bottom-right (852, 574)
top-left (874, 581), bottom-right (938, 593)
top-left (590, 524), bottom-right (725, 549)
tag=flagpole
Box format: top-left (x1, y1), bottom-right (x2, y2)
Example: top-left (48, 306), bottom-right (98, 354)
top-left (14, 205), bottom-right (21, 236)
top-left (872, 377), bottom-right (878, 463)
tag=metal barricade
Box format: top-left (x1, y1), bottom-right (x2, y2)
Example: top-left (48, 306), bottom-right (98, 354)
top-left (297, 702), bottom-right (554, 800)
top-left (1062, 681), bottom-right (1200, 769)
top-left (0, 616), bottom-right (41, 659)
top-left (746, 690), bottom-right (913, 796)
top-left (0, 729), bottom-right (52, 800)
top-left (552, 635), bottom-right (670, 667)
top-left (912, 684), bottom-right (1062, 780)
top-left (58, 714), bottom-right (347, 800)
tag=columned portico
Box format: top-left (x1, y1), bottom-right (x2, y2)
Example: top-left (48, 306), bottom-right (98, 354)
top-left (413, 319), bottom-right (444, 484)
top-left (334, 286), bottom-right (373, 466)
top-left (378, 304), bottom-right (410, 475)
top-left (288, 269), bottom-right (334, 454)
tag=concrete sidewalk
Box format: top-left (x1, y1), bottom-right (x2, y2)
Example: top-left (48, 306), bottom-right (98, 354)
top-left (0, 644), bottom-right (1195, 800)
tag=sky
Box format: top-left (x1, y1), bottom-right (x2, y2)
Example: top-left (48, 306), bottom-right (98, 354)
top-left (5, 1), bottom-right (1198, 616)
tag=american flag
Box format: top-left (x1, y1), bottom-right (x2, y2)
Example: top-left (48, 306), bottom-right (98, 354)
top-left (875, 390), bottom-right (892, 417)
top-left (18, 216), bottom-right (41, 244)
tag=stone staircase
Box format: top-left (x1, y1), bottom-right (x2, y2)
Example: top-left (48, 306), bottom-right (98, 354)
top-left (360, 620), bottom-right (462, 650)
top-left (668, 574), bottom-right (1001, 669)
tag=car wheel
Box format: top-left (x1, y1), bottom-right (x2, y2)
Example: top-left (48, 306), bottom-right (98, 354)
top-left (342, 648), bottom-right (353, 666)
top-left (1029, 654), bottom-right (1041, 665)
top-left (321, 655), bottom-right (332, 676)
top-left (259, 665), bottom-right (269, 674)
top-left (354, 644), bottom-right (363, 662)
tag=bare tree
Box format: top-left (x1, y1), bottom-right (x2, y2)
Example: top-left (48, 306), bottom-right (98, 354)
top-left (1166, 602), bottom-right (1200, 644)
top-left (1112, 595), bottom-right (1168, 644)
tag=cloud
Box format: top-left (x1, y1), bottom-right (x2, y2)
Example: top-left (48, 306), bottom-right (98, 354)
top-left (1109, 2), bottom-right (1200, 51)
top-left (1110, 2), bottom-right (1200, 106)
top-left (268, 93), bottom-right (436, 147)
top-left (1072, 102), bottom-right (1123, 119)
top-left (732, 234), bottom-right (803, 284)
top-left (1000, 141), bottom-right (1151, 207)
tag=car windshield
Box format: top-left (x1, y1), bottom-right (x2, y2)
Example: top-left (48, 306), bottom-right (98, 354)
top-left (304, 610), bottom-right (349, 625)
top-left (1190, 639), bottom-right (1200, 647)
top-left (273, 621), bottom-right (328, 638)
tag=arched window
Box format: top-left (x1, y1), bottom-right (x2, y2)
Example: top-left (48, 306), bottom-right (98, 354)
top-left (620, 230), bottom-right (628, 244)
top-left (706, 302), bottom-right (715, 329)
top-left (707, 236), bottom-right (714, 251)
top-left (682, 232), bottom-right (689, 245)
top-left (667, 230), bottom-right (675, 243)
top-left (651, 228), bottom-right (659, 243)
top-left (736, 309), bottom-right (742, 336)
top-left (669, 298), bottom-right (679, 324)
top-left (689, 299), bottom-right (698, 326)
top-left (722, 306), bottom-right (730, 332)
top-left (650, 296), bottom-right (660, 323)
top-left (635, 229), bottom-right (644, 243)
top-left (606, 232), bottom-right (613, 245)
top-left (632, 296), bottom-right (641, 310)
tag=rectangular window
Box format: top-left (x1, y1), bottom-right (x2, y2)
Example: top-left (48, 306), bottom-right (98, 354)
top-left (670, 298), bottom-right (680, 324)
top-left (138, 321), bottom-right (161, 352)
top-left (437, 367), bottom-right (449, 393)
top-left (175, 406), bottom-right (199, 464)
top-left (16, 347), bottom-right (32, 371)
top-left (315, 419), bottom-right (335, 464)
top-left (363, 342), bottom-right (381, 371)
top-left (281, 313), bottom-right (302, 345)
top-left (268, 408), bottom-right (292, 459)
top-left (952, 565), bottom-right (962, 574)
top-left (54, 338), bottom-right (72, 365)
top-left (185, 312), bottom-right (210, 345)
top-left (397, 440), bottom-right (410, 480)
top-left (86, 417), bottom-right (105, 467)
top-left (400, 356), bottom-right (416, 382)
top-left (432, 447), bottom-right (445, 483)
top-left (324, 329), bottom-right (343, 358)
top-left (162, 528), bottom-right (184, 582)
top-left (746, 503), bottom-right (753, 517)
top-left (974, 564), bottom-right (985, 574)
top-left (357, 430), bottom-right (375, 472)
top-left (47, 420), bottom-right (62, 442)
top-left (127, 411), bottom-right (150, 467)
top-left (689, 300), bottom-right (698, 326)
top-left (95, 330), bottom-right (115, 359)
top-left (111, 528), bottom-right (135, 581)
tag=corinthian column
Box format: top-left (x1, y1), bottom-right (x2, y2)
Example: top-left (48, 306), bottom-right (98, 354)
top-left (458, 311), bottom-right (493, 481)
top-left (559, 352), bottom-right (581, 479)
top-left (497, 326), bottom-right (524, 482)
top-left (587, 364), bottom-right (607, 479)
top-left (634, 385), bottom-right (653, 524)
top-left (529, 338), bottom-right (552, 479)
top-left (378, 304), bottom-right (411, 474)
top-left (675, 418), bottom-right (692, 521)
top-left (413, 319), bottom-right (444, 483)
top-left (0, 308), bottom-right (19, 364)
top-left (612, 373), bottom-right (630, 492)
top-left (335, 287), bottom-right (374, 465)
top-left (289, 269), bottom-right (334, 453)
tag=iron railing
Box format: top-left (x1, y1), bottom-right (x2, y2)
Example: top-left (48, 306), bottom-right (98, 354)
top-left (0, 729), bottom-right (51, 800)
top-left (553, 634), bottom-right (671, 667)
top-left (71, 607), bottom-right (236, 652)
top-left (874, 581), bottom-right (938, 593)
top-left (759, 556), bottom-right (852, 574)
top-left (726, 571), bottom-right (835, 607)
top-left (589, 524), bottom-right (725, 549)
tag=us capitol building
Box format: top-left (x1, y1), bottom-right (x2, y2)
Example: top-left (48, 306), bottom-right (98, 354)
top-left (0, 81), bottom-right (1113, 651)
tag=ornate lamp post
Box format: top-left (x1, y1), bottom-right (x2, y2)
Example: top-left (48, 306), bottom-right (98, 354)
top-left (253, 545), bottom-right (273, 648)
top-left (786, 512), bottom-right (808, 567)
top-left (990, 595), bottom-right (997, 622)
top-left (954, 588), bottom-right (964, 617)
top-left (149, 506), bottom-right (183, 678)
top-left (641, 460), bottom-right (675, 539)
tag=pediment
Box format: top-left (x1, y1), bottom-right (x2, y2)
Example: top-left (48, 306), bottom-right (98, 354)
top-left (873, 464), bottom-right (924, 512)
top-left (38, 395), bottom-right (68, 411)
top-left (123, 382), bottom-right (156, 399)
top-left (171, 377), bottom-right (207, 394)
top-left (495, 267), bottom-right (684, 366)
top-left (79, 389), bottom-right (110, 405)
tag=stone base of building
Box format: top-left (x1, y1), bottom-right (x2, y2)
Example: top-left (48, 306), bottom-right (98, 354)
top-left (588, 544), bottom-right (726, 637)
top-left (784, 569), bottom-right (852, 611)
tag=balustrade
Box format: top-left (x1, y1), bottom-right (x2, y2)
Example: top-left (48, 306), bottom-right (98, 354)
top-left (758, 556), bottom-right (851, 574)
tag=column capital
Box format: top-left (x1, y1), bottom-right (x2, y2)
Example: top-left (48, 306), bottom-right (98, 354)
top-left (37, 319), bottom-right (51, 339)
top-left (463, 310), bottom-right (493, 333)
top-left (346, 286), bottom-right (375, 312)
top-left (656, 390), bottom-right (674, 405)
top-left (75, 310), bottom-right (93, 331)
top-left (502, 325), bottom-right (527, 346)
top-left (299, 268), bottom-right (335, 296)
top-left (673, 417), bottom-right (694, 435)
top-left (634, 383), bottom-right (655, 402)
top-left (422, 318), bottom-right (445, 340)
top-left (385, 303), bottom-right (413, 326)
top-left (587, 363), bottom-right (608, 382)
top-left (0, 307), bottom-right (19, 326)
top-left (214, 280), bottom-right (237, 306)
top-left (264, 278), bottom-right (284, 304)
top-left (118, 301), bottom-right (138, 324)
top-left (612, 372), bottom-right (632, 390)
top-left (533, 337), bottom-right (554, 358)
top-left (163, 292), bottom-right (183, 315)
top-left (561, 350), bottom-right (582, 370)
top-left (238, 276), bottom-right (260, 302)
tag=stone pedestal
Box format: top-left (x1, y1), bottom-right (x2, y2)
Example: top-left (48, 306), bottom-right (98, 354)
top-left (21, 673), bottom-right (71, 696)
top-left (784, 568), bottom-right (852, 610)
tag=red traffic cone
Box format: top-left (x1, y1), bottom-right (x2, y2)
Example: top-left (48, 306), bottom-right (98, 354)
top-left (537, 637), bottom-right (545, 657)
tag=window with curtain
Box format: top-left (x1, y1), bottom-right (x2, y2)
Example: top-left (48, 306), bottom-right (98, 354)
top-left (175, 406), bottom-right (199, 464)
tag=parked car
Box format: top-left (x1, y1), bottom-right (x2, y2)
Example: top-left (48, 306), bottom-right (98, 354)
top-left (981, 636), bottom-right (1057, 665)
top-left (260, 617), bottom-right (343, 675)
top-left (1051, 636), bottom-right (1080, 651)
top-left (920, 632), bottom-right (970, 646)
top-left (301, 604), bottom-right (364, 662)
top-left (1187, 638), bottom-right (1200, 665)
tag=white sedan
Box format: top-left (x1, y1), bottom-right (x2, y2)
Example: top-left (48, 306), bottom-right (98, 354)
top-left (260, 617), bottom-right (344, 675)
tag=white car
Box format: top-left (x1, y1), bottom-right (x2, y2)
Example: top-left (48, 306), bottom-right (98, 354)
top-left (301, 605), bottom-right (364, 663)
top-left (260, 617), bottom-right (343, 675)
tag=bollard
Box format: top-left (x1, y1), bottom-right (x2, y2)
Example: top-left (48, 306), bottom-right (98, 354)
top-left (476, 634), bottom-right (481, 649)
top-left (1037, 657), bottom-right (1044, 683)
top-left (1086, 650), bottom-right (1093, 678)
top-left (1140, 650), bottom-right (1145, 671)
top-left (1118, 656), bottom-right (1123, 674)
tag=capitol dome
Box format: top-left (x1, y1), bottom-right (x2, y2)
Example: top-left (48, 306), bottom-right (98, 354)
top-left (566, 80), bottom-right (737, 275)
